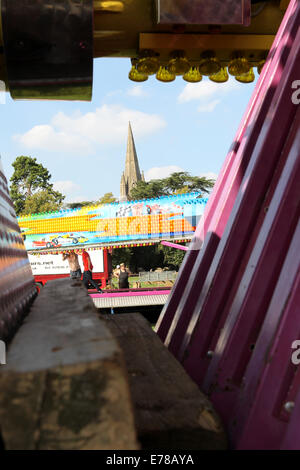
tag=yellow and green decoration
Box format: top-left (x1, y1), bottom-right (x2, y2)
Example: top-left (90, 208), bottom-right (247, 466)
top-left (129, 49), bottom-right (266, 84)
top-left (18, 193), bottom-right (208, 253)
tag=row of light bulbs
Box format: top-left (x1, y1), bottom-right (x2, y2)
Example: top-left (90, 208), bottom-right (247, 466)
top-left (129, 50), bottom-right (266, 84)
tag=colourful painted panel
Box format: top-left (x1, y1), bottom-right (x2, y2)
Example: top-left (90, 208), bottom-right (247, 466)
top-left (0, 160), bottom-right (36, 341)
top-left (17, 193), bottom-right (208, 251)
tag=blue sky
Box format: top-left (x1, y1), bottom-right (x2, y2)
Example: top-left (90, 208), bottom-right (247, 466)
top-left (0, 58), bottom-right (257, 203)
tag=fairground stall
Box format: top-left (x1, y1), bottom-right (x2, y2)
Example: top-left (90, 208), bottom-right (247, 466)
top-left (0, 0), bottom-right (299, 451)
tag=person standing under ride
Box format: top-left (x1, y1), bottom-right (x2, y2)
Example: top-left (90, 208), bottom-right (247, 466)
top-left (117, 263), bottom-right (130, 289)
top-left (111, 265), bottom-right (120, 288)
top-left (81, 249), bottom-right (103, 293)
top-left (62, 250), bottom-right (82, 279)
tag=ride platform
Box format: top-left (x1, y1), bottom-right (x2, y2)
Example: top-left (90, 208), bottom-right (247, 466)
top-left (89, 287), bottom-right (171, 310)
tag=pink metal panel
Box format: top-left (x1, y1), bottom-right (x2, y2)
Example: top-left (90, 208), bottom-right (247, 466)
top-left (155, 0), bottom-right (299, 345)
top-left (155, 248), bottom-right (198, 340)
top-left (176, 3), bottom-right (300, 379)
top-left (156, 0), bottom-right (300, 449)
top-left (202, 105), bottom-right (300, 423)
top-left (230, 222), bottom-right (300, 449)
top-left (164, 232), bottom-right (220, 354)
top-left (281, 388), bottom-right (300, 450)
top-left (226, 218), bottom-right (300, 447)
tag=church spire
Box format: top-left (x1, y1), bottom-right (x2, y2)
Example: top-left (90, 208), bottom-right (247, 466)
top-left (120, 122), bottom-right (143, 201)
top-left (120, 172), bottom-right (127, 202)
top-left (125, 121), bottom-right (141, 182)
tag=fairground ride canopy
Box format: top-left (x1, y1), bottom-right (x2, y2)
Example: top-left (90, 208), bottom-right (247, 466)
top-left (0, 0), bottom-right (288, 100)
top-left (18, 192), bottom-right (208, 252)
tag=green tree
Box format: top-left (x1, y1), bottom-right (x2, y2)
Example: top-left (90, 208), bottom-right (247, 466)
top-left (111, 244), bottom-right (186, 272)
top-left (111, 247), bottom-right (133, 270)
top-left (65, 200), bottom-right (95, 210)
top-left (164, 172), bottom-right (215, 194)
top-left (64, 192), bottom-right (117, 210)
top-left (98, 192), bottom-right (117, 204)
top-left (130, 246), bottom-right (164, 272)
top-left (159, 244), bottom-right (187, 270)
top-left (23, 190), bottom-right (64, 215)
top-left (10, 156), bottom-right (64, 215)
top-left (129, 172), bottom-right (215, 200)
top-left (129, 180), bottom-right (166, 200)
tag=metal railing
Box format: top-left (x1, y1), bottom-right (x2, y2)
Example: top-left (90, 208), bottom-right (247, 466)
top-left (139, 271), bottom-right (177, 283)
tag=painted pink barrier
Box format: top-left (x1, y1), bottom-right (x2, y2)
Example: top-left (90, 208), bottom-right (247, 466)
top-left (156, 0), bottom-right (300, 450)
top-left (203, 105), bottom-right (300, 435)
top-left (160, 240), bottom-right (188, 251)
top-left (181, 10), bottom-right (300, 382)
top-left (155, 0), bottom-right (299, 345)
top-left (231, 220), bottom-right (300, 449)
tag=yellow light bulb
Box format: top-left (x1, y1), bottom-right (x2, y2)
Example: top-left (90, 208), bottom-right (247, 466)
top-left (257, 60), bottom-right (266, 75)
top-left (128, 65), bottom-right (148, 82)
top-left (136, 57), bottom-right (159, 75)
top-left (183, 66), bottom-right (202, 83)
top-left (228, 57), bottom-right (250, 76)
top-left (235, 67), bottom-right (255, 83)
top-left (199, 57), bottom-right (221, 76)
top-left (136, 50), bottom-right (159, 75)
top-left (156, 66), bottom-right (176, 83)
top-left (168, 55), bottom-right (191, 75)
top-left (209, 67), bottom-right (229, 83)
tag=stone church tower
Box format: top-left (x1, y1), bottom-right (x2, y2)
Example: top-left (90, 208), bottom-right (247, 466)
top-left (120, 122), bottom-right (144, 201)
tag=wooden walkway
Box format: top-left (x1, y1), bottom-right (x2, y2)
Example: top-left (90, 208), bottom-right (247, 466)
top-left (0, 279), bottom-right (227, 450)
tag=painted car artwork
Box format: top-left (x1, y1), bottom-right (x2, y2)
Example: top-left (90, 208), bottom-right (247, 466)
top-left (17, 193), bottom-right (208, 251)
top-left (49, 234), bottom-right (89, 245)
top-left (32, 240), bottom-right (61, 249)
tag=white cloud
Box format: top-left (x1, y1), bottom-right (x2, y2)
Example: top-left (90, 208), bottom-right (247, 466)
top-left (52, 180), bottom-right (89, 203)
top-left (145, 165), bottom-right (184, 181)
top-left (197, 99), bottom-right (220, 113)
top-left (105, 89), bottom-right (122, 98)
top-left (127, 85), bottom-right (148, 98)
top-left (15, 124), bottom-right (91, 154)
top-left (51, 105), bottom-right (165, 144)
top-left (178, 79), bottom-right (241, 104)
top-left (14, 104), bottom-right (166, 154)
top-left (199, 172), bottom-right (218, 180)
top-left (52, 180), bottom-right (81, 195)
top-left (64, 195), bottom-right (90, 204)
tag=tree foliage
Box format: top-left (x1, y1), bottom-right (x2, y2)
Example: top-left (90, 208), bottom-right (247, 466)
top-left (129, 172), bottom-right (215, 200)
top-left (65, 200), bottom-right (94, 210)
top-left (10, 156), bottom-right (64, 215)
top-left (159, 244), bottom-right (186, 269)
top-left (65, 192), bottom-right (117, 210)
top-left (98, 192), bottom-right (117, 204)
top-left (129, 180), bottom-right (167, 200)
top-left (111, 243), bottom-right (187, 272)
top-left (111, 247), bottom-right (133, 269)
top-left (23, 190), bottom-right (64, 215)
